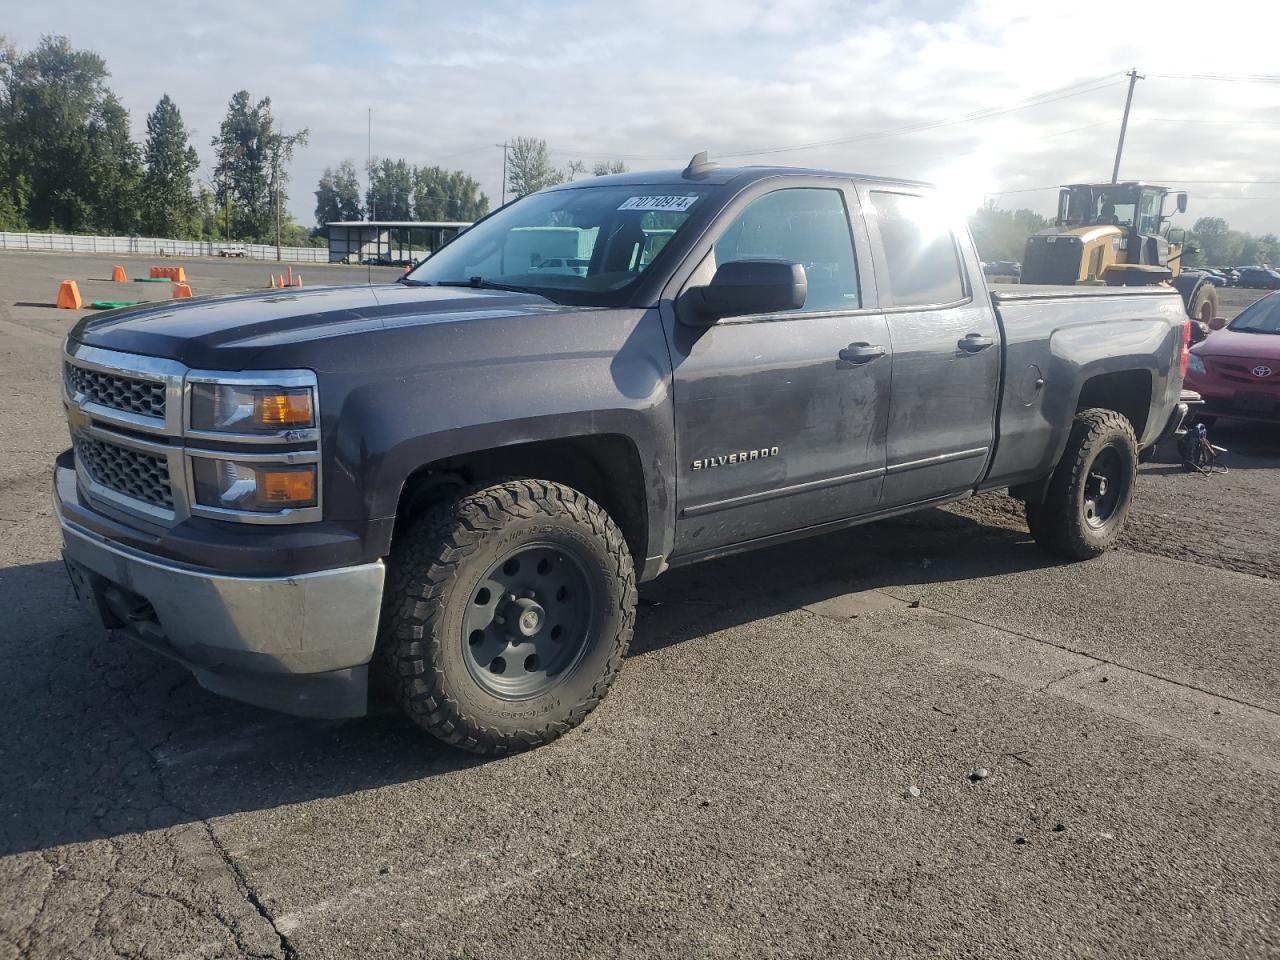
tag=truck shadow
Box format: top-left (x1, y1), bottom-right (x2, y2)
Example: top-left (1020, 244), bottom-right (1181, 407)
top-left (630, 502), bottom-right (1057, 657)
top-left (0, 503), bottom-right (1052, 856)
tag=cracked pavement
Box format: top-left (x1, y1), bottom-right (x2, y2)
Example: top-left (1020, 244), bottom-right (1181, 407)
top-left (1, 253), bottom-right (1277, 958)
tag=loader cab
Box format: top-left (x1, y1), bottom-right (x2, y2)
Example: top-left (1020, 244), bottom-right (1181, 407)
top-left (1054, 182), bottom-right (1187, 274)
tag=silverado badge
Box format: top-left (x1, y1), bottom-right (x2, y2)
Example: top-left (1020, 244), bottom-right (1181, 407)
top-left (692, 447), bottom-right (780, 470)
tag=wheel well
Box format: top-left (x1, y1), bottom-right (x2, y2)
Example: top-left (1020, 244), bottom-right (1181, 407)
top-left (393, 435), bottom-right (649, 563)
top-left (1075, 370), bottom-right (1152, 439)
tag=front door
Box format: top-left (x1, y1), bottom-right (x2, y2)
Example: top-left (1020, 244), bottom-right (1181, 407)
top-left (663, 181), bottom-right (892, 557)
top-left (860, 189), bottom-right (1000, 506)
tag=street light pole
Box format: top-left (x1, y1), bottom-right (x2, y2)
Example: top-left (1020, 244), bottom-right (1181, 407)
top-left (496, 142), bottom-right (508, 205)
top-left (1111, 68), bottom-right (1143, 184)
top-left (274, 152), bottom-right (282, 262)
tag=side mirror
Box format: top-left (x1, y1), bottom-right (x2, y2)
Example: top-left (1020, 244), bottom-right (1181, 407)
top-left (1208, 316), bottom-right (1227, 331)
top-left (1189, 320), bottom-right (1208, 345)
top-left (685, 259), bottom-right (807, 322)
top-left (1167, 227), bottom-right (1186, 245)
top-left (1177, 192), bottom-right (1188, 214)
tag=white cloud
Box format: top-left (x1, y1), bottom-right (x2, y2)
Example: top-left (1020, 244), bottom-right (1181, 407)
top-left (7, 0), bottom-right (1280, 231)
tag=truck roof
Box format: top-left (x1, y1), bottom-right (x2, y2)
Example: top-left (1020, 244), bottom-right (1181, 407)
top-left (552, 165), bottom-right (933, 191)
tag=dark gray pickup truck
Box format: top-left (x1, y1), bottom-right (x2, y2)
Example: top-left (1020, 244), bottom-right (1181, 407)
top-left (56, 157), bottom-right (1192, 753)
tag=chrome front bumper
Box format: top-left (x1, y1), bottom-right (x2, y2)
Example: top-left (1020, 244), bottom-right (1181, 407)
top-left (56, 463), bottom-right (385, 718)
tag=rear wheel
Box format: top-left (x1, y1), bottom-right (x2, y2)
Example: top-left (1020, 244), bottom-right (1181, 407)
top-left (379, 479), bottom-right (636, 754)
top-left (1187, 282), bottom-right (1218, 325)
top-left (1026, 408), bottom-right (1138, 560)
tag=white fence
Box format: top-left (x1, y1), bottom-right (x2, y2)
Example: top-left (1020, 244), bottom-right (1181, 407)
top-left (0, 231), bottom-right (331, 263)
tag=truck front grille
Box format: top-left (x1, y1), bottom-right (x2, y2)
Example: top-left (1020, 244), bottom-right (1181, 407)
top-left (74, 434), bottom-right (173, 510)
top-left (64, 363), bottom-right (166, 420)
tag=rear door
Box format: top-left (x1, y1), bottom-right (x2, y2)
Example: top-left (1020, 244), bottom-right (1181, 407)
top-left (662, 179), bottom-right (892, 557)
top-left (860, 188), bottom-right (1000, 506)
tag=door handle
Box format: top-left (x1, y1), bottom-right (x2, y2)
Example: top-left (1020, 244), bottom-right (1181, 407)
top-left (838, 342), bottom-right (886, 364)
top-left (957, 333), bottom-right (994, 353)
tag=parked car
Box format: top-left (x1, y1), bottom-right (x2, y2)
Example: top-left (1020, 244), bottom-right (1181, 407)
top-left (1185, 268), bottom-right (1227, 287)
top-left (55, 159), bottom-right (1192, 754)
top-left (1236, 267), bottom-right (1280, 289)
top-left (983, 260), bottom-right (1022, 280)
top-left (1186, 291), bottom-right (1280, 424)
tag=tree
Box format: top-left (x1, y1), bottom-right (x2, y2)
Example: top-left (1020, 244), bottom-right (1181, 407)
top-left (967, 201), bottom-right (1050, 262)
top-left (0, 37), bottom-right (25, 229)
top-left (2, 35), bottom-right (141, 232)
top-left (1190, 216), bottom-right (1233, 265)
top-left (140, 94), bottom-right (199, 237)
top-left (413, 165), bottom-right (489, 221)
top-left (211, 91), bottom-right (308, 240)
top-left (314, 159), bottom-right (363, 227)
top-left (592, 160), bottom-right (628, 176)
top-left (508, 136), bottom-right (585, 197)
top-left (365, 157), bottom-right (414, 220)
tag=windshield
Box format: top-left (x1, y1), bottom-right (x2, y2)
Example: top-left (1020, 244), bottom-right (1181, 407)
top-left (1229, 294), bottom-right (1280, 334)
top-left (1061, 186), bottom-right (1139, 228)
top-left (405, 184), bottom-right (715, 304)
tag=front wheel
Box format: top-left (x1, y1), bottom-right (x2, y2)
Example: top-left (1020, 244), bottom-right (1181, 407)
top-left (1025, 408), bottom-right (1138, 560)
top-left (379, 479), bottom-right (636, 754)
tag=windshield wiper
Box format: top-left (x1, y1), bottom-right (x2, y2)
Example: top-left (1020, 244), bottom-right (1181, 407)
top-left (396, 275), bottom-right (428, 285)
top-left (435, 278), bottom-right (539, 295)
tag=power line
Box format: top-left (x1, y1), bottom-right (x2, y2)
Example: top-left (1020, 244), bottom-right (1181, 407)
top-left (1148, 72), bottom-right (1280, 84)
top-left (1144, 117), bottom-right (1280, 126)
top-left (534, 72), bottom-right (1127, 167)
top-left (717, 73), bottom-right (1128, 159)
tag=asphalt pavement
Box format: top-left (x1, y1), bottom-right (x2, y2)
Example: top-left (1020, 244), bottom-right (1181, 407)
top-left (1, 252), bottom-right (1277, 959)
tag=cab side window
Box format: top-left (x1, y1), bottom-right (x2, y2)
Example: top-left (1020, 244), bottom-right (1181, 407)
top-left (712, 188), bottom-right (860, 313)
top-left (870, 191), bottom-right (966, 308)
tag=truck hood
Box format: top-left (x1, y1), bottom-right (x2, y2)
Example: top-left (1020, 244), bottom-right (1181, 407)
top-left (69, 282), bottom-right (568, 369)
top-left (1193, 326), bottom-right (1280, 363)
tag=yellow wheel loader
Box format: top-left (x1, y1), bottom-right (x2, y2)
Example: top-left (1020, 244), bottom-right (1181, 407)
top-left (1022, 182), bottom-right (1218, 324)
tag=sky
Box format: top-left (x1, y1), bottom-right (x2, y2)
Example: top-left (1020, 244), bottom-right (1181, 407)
top-left (7, 0), bottom-right (1280, 233)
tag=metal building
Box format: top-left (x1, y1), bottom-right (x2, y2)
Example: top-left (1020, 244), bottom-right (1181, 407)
top-left (326, 220), bottom-right (471, 265)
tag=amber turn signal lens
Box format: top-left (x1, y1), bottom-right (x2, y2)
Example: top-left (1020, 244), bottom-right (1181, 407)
top-left (254, 389), bottom-right (313, 428)
top-left (261, 468), bottom-right (316, 504)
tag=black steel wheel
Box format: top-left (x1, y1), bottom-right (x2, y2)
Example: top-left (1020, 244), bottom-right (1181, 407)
top-left (461, 543), bottom-right (595, 699)
top-left (378, 479), bottom-right (636, 755)
top-left (1026, 408), bottom-right (1138, 560)
top-left (1082, 446), bottom-right (1126, 529)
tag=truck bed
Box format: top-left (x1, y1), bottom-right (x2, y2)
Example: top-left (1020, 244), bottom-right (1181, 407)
top-left (984, 282), bottom-right (1187, 493)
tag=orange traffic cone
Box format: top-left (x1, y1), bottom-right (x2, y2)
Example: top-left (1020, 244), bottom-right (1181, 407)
top-left (403, 264), bottom-right (411, 274)
top-left (172, 282), bottom-right (193, 299)
top-left (278, 274), bottom-right (285, 289)
top-left (149, 266), bottom-right (162, 278)
top-left (269, 274), bottom-right (277, 289)
top-left (111, 265), bottom-right (127, 283)
top-left (172, 266), bottom-right (187, 283)
top-left (294, 274), bottom-right (302, 288)
top-left (286, 265), bottom-right (293, 286)
top-left (57, 280), bottom-right (83, 309)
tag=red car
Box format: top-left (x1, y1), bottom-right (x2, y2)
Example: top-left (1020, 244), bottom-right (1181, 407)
top-left (1186, 291), bottom-right (1280, 424)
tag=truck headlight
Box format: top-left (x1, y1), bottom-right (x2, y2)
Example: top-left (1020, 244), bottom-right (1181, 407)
top-left (189, 382), bottom-right (315, 434)
top-left (1187, 353), bottom-right (1206, 376)
top-left (191, 458), bottom-right (318, 513)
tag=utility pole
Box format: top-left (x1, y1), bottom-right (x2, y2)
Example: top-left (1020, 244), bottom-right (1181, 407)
top-left (1111, 68), bottom-right (1143, 184)
top-left (221, 155), bottom-right (230, 242)
top-left (367, 108), bottom-right (375, 221)
top-left (274, 152), bottom-right (282, 262)
top-left (496, 142), bottom-right (508, 205)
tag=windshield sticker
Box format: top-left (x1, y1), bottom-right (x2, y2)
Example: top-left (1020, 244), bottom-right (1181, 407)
top-left (618, 195), bottom-right (699, 212)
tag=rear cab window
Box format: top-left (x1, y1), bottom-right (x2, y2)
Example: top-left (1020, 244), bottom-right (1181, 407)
top-left (868, 191), bottom-right (967, 308)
